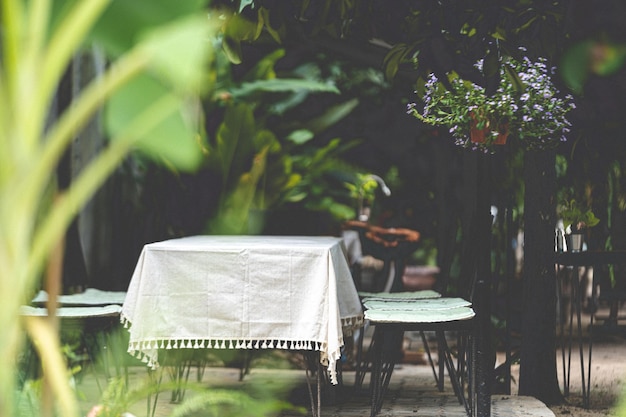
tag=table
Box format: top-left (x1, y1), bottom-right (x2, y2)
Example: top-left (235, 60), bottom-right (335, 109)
top-left (555, 250), bottom-right (626, 407)
top-left (32, 288), bottom-right (127, 306)
top-left (121, 235), bottom-right (364, 385)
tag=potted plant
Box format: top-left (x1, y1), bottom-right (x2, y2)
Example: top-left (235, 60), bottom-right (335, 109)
top-left (407, 50), bottom-right (576, 153)
top-left (558, 199), bottom-right (600, 251)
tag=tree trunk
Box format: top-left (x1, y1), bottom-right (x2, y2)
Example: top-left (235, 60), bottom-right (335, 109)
top-left (519, 149), bottom-right (563, 404)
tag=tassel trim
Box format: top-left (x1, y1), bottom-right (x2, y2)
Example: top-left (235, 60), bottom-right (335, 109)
top-left (126, 337), bottom-right (329, 369)
top-left (121, 313), bottom-right (354, 384)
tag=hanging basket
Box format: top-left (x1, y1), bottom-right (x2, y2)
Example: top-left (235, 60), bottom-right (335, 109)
top-left (469, 112), bottom-right (509, 145)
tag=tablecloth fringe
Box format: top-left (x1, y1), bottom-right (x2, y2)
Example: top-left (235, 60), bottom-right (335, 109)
top-left (124, 336), bottom-right (343, 385)
top-left (126, 338), bottom-right (329, 363)
top-left (341, 314), bottom-right (364, 334)
top-left (122, 312), bottom-right (349, 384)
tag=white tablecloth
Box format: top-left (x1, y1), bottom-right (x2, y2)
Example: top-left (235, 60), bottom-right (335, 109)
top-left (121, 235), bottom-right (363, 384)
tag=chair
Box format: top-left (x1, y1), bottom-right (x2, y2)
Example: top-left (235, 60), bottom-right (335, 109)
top-left (19, 304), bottom-right (124, 392)
top-left (31, 288), bottom-right (127, 306)
top-left (343, 221), bottom-right (449, 393)
top-left (343, 220), bottom-right (421, 292)
top-left (363, 294), bottom-right (477, 417)
top-left (353, 290), bottom-right (443, 389)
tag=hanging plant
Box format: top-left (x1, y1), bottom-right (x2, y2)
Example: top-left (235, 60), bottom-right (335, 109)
top-left (407, 50), bottom-right (576, 153)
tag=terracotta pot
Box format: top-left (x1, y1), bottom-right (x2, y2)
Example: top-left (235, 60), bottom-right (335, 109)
top-left (402, 265), bottom-right (439, 291)
top-left (469, 112), bottom-right (509, 145)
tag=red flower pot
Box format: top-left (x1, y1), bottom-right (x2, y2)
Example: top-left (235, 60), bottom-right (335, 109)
top-left (469, 112), bottom-right (509, 145)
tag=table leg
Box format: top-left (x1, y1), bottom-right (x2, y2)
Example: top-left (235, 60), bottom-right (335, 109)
top-left (304, 352), bottom-right (322, 417)
top-left (572, 266), bottom-right (593, 408)
top-left (369, 328), bottom-right (385, 417)
top-left (557, 266), bottom-right (574, 397)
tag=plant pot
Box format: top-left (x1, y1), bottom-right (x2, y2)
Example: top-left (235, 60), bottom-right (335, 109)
top-left (565, 232), bottom-right (584, 252)
top-left (402, 265), bottom-right (439, 291)
top-left (469, 112), bottom-right (509, 145)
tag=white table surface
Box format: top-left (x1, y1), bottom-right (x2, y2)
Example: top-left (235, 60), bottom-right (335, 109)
top-left (121, 235), bottom-right (363, 384)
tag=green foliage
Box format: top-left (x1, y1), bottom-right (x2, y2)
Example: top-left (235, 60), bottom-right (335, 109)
top-left (240, 1), bottom-right (571, 88)
top-left (204, 49), bottom-right (365, 234)
top-left (231, 78), bottom-right (340, 97)
top-left (558, 199), bottom-right (600, 232)
top-left (561, 40), bottom-right (626, 95)
top-left (408, 54), bottom-right (576, 152)
top-left (91, 375), bottom-right (301, 417)
top-left (0, 0), bottom-right (218, 415)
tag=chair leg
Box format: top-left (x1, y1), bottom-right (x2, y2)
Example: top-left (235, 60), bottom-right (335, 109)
top-left (438, 333), bottom-right (472, 416)
top-left (147, 367), bottom-right (163, 417)
top-left (355, 325), bottom-right (375, 390)
top-left (420, 331), bottom-right (440, 388)
top-left (370, 329), bottom-right (385, 417)
top-left (369, 327), bottom-right (403, 416)
top-left (436, 330), bottom-right (446, 391)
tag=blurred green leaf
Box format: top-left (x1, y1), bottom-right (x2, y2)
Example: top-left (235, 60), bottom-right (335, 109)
top-left (502, 63), bottom-right (525, 93)
top-left (287, 129), bottom-right (314, 145)
top-left (87, 0), bottom-right (210, 56)
top-left (300, 98), bottom-right (359, 135)
top-left (483, 49), bottom-right (500, 78)
top-left (243, 49), bottom-right (284, 81)
top-left (222, 35), bottom-right (243, 65)
top-left (258, 7), bottom-right (282, 44)
top-left (222, 13), bottom-right (259, 64)
top-left (208, 146), bottom-right (269, 234)
top-left (214, 103), bottom-right (256, 184)
top-left (105, 74), bottom-right (203, 171)
top-left (253, 129), bottom-right (281, 153)
top-left (591, 43), bottom-right (626, 76)
top-left (560, 41), bottom-right (592, 95)
top-left (139, 15), bottom-right (217, 92)
top-left (231, 78), bottom-right (340, 97)
top-left (383, 43), bottom-right (409, 81)
top-left (561, 40), bottom-right (626, 95)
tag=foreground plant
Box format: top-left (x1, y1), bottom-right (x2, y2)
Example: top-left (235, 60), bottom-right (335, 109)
top-left (0, 0), bottom-right (217, 415)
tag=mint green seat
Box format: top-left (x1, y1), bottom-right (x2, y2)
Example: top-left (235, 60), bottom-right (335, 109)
top-left (362, 295), bottom-right (475, 417)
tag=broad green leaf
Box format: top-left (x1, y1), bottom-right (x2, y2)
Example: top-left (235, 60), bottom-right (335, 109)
top-left (105, 74), bottom-right (203, 170)
top-left (269, 90), bottom-right (309, 115)
top-left (483, 49), bottom-right (500, 78)
top-left (383, 43), bottom-right (409, 81)
top-left (214, 103), bottom-right (256, 182)
top-left (502, 64), bottom-right (525, 93)
top-left (258, 7), bottom-right (282, 44)
top-left (222, 35), bottom-right (243, 65)
top-left (231, 78), bottom-right (340, 98)
top-left (253, 129), bottom-right (281, 153)
top-left (239, 0), bottom-right (255, 13)
top-left (492, 26), bottom-right (507, 41)
top-left (309, 138), bottom-right (341, 164)
top-left (300, 98), bottom-right (359, 135)
top-left (208, 146), bottom-right (268, 234)
top-left (87, 0), bottom-right (210, 57)
top-left (139, 15), bottom-right (217, 93)
top-left (221, 13), bottom-right (258, 64)
top-left (460, 23), bottom-right (476, 37)
top-left (515, 16), bottom-right (538, 34)
top-left (225, 12), bottom-right (258, 42)
top-left (243, 49), bottom-right (285, 82)
top-left (287, 129), bottom-right (314, 145)
top-left (560, 41), bottom-right (592, 95)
